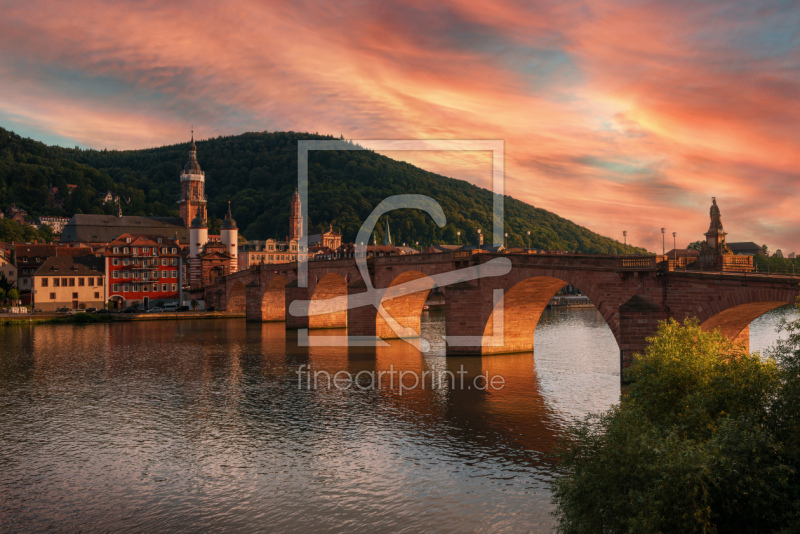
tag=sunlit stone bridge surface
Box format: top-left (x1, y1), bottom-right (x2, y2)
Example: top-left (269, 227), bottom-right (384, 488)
top-left (198, 252), bottom-right (799, 373)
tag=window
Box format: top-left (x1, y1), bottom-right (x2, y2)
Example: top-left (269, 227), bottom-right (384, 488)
top-left (88, 277), bottom-right (94, 286)
top-left (94, 292), bottom-right (99, 299)
top-left (162, 284), bottom-right (168, 292)
top-left (162, 270), bottom-right (168, 278)
top-left (113, 247), bottom-right (119, 254)
top-left (171, 258), bottom-right (177, 266)
top-left (123, 285), bottom-right (129, 292)
top-left (134, 272), bottom-right (140, 279)
top-left (98, 277), bottom-right (103, 285)
top-left (69, 278), bottom-right (75, 287)
top-left (123, 259), bottom-right (130, 266)
top-left (72, 292), bottom-right (78, 299)
top-left (54, 278), bottom-right (60, 287)
top-left (50, 292), bottom-right (55, 299)
top-left (157, 238), bottom-right (163, 244)
top-left (133, 248), bottom-right (138, 255)
top-left (125, 237), bottom-right (131, 243)
top-left (143, 247), bottom-right (149, 253)
top-left (113, 271), bottom-right (118, 279)
top-left (79, 278), bottom-right (85, 287)
top-left (172, 248), bottom-right (177, 254)
top-left (123, 247), bottom-right (129, 254)
top-left (113, 258), bottom-right (119, 266)
top-left (161, 247), bottom-right (167, 254)
top-left (161, 258), bottom-right (167, 266)
top-left (42, 278), bottom-right (49, 287)
top-left (171, 284), bottom-right (177, 292)
top-left (113, 284), bottom-right (120, 292)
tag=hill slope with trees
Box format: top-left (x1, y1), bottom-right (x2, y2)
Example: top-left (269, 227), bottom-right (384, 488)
top-left (1, 127), bottom-right (646, 253)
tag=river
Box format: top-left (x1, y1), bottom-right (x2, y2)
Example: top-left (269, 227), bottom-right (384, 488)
top-left (0, 307), bottom-right (793, 533)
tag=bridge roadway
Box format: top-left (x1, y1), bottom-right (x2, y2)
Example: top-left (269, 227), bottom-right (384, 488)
top-left (199, 252), bottom-right (799, 372)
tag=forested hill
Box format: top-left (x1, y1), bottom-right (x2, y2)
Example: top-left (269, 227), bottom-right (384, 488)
top-left (0, 127), bottom-right (647, 253)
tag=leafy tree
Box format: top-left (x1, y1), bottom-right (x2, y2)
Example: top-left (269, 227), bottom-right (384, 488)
top-left (763, 244), bottom-right (770, 256)
top-left (0, 287), bottom-right (6, 304)
top-left (0, 273), bottom-right (12, 292)
top-left (687, 240), bottom-right (704, 251)
top-left (775, 249), bottom-right (784, 258)
top-left (552, 318), bottom-right (800, 533)
top-left (7, 288), bottom-right (20, 303)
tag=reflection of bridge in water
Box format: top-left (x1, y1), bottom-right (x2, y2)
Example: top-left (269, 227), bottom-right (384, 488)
top-left (200, 252), bottom-right (799, 373)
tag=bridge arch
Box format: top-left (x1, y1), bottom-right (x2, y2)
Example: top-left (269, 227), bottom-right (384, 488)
top-left (481, 275), bottom-right (615, 355)
top-left (698, 300), bottom-right (790, 350)
top-left (227, 281), bottom-right (247, 312)
top-left (261, 276), bottom-right (287, 322)
top-left (377, 270), bottom-right (437, 340)
top-left (309, 273), bottom-right (348, 329)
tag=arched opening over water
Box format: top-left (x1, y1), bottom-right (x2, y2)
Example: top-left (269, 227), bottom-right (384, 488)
top-left (309, 273), bottom-right (347, 329)
top-left (377, 270), bottom-right (437, 340)
top-left (227, 281), bottom-right (246, 312)
top-left (481, 276), bottom-right (615, 356)
top-left (260, 276), bottom-right (287, 321)
top-left (701, 301), bottom-right (789, 349)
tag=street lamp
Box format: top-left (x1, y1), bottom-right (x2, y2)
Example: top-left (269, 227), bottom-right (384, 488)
top-left (504, 232), bottom-right (508, 247)
top-left (527, 230), bottom-right (531, 250)
top-left (661, 228), bottom-right (666, 255)
top-left (673, 231), bottom-right (677, 268)
top-left (457, 231), bottom-right (461, 246)
top-left (623, 230), bottom-right (627, 246)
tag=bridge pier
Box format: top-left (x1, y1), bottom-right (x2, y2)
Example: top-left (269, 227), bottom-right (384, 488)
top-left (285, 282), bottom-right (310, 330)
top-left (618, 294), bottom-right (670, 376)
top-left (347, 280), bottom-right (377, 337)
top-left (246, 282), bottom-right (262, 321)
top-left (444, 282), bottom-right (491, 356)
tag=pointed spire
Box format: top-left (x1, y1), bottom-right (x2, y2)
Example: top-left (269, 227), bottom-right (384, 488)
top-left (384, 219), bottom-right (392, 246)
top-left (222, 200), bottom-right (237, 230)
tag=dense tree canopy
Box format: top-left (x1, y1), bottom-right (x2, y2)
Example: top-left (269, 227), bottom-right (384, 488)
top-left (1, 126), bottom-right (647, 253)
top-left (552, 317), bottom-right (800, 533)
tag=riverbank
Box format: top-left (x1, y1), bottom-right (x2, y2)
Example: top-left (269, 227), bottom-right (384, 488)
top-left (0, 311), bottom-right (246, 326)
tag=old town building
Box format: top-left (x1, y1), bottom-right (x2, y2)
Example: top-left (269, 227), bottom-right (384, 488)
top-left (14, 243), bottom-right (94, 297)
top-left (308, 224), bottom-right (342, 250)
top-left (0, 255), bottom-right (17, 288)
top-left (238, 238), bottom-right (299, 270)
top-left (105, 234), bottom-right (182, 309)
top-left (32, 256), bottom-right (105, 311)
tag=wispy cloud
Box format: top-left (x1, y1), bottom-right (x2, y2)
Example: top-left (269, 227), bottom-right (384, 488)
top-left (0, 0), bottom-right (797, 252)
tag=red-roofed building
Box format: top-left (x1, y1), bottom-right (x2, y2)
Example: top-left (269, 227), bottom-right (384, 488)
top-left (105, 234), bottom-right (182, 310)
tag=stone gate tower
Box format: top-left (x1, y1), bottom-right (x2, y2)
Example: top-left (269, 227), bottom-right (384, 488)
top-left (179, 132), bottom-right (207, 228)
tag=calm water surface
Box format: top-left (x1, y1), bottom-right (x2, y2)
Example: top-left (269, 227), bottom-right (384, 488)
top-left (0, 307), bottom-right (793, 533)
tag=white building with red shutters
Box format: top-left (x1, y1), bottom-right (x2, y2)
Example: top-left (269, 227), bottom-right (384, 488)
top-left (104, 234), bottom-right (182, 310)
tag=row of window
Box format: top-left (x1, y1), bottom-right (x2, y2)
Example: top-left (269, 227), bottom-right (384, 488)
top-left (41, 277), bottom-right (103, 287)
top-left (248, 253), bottom-right (296, 263)
top-left (113, 258), bottom-right (178, 266)
top-left (112, 270), bottom-right (177, 280)
top-left (49, 292), bottom-right (101, 300)
top-left (111, 283), bottom-right (178, 293)
top-left (111, 246), bottom-right (178, 255)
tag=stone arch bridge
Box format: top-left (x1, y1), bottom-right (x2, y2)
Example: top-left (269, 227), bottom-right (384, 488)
top-left (199, 252), bottom-right (799, 371)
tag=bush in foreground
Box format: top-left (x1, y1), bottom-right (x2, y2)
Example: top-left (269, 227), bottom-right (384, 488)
top-left (552, 317), bottom-right (800, 533)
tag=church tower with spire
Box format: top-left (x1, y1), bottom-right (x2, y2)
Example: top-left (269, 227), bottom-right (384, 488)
top-left (289, 188), bottom-right (303, 240)
top-left (178, 131), bottom-right (207, 228)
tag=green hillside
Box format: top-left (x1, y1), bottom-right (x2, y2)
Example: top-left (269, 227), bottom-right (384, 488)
top-left (0, 126), bottom-right (647, 253)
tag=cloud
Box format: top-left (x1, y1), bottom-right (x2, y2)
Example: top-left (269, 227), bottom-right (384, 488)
top-left (0, 0), bottom-right (797, 252)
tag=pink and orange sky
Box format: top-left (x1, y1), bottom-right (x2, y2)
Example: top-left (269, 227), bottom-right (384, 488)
top-left (1, 0), bottom-right (798, 252)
